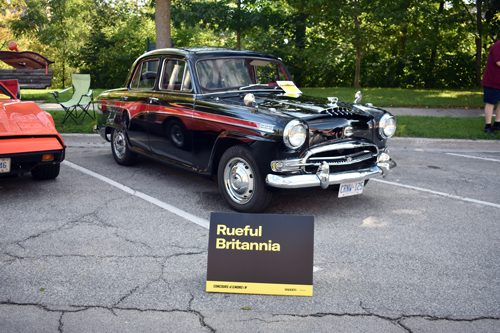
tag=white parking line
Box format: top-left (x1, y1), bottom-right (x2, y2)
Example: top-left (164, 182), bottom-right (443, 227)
top-left (372, 178), bottom-right (500, 209)
top-left (63, 160), bottom-right (210, 229)
top-left (446, 153), bottom-right (500, 163)
top-left (64, 160), bottom-right (324, 272)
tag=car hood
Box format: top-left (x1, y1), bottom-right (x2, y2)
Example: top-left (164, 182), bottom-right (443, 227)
top-left (207, 92), bottom-right (387, 147)
top-left (215, 93), bottom-right (376, 121)
top-left (0, 100), bottom-right (60, 136)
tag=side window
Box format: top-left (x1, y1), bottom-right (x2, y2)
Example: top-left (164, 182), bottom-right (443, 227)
top-left (130, 59), bottom-right (159, 89)
top-left (161, 59), bottom-right (192, 92)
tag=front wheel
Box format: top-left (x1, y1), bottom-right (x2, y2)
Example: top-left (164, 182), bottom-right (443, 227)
top-left (218, 145), bottom-right (272, 213)
top-left (111, 127), bottom-right (137, 166)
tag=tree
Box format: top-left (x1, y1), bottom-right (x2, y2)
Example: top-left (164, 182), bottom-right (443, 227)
top-left (316, 0), bottom-right (385, 88)
top-left (0, 0), bottom-right (26, 52)
top-left (7, 0), bottom-right (84, 87)
top-left (172, 0), bottom-right (283, 49)
top-left (155, 0), bottom-right (172, 48)
top-left (462, 0), bottom-right (485, 86)
top-left (3, 0), bottom-right (487, 89)
top-left (71, 0), bottom-right (154, 88)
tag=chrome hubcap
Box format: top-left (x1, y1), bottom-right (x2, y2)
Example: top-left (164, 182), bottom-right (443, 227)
top-left (224, 157), bottom-right (254, 204)
top-left (113, 130), bottom-right (126, 159)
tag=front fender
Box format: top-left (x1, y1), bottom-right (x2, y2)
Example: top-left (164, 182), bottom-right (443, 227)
top-left (208, 131), bottom-right (278, 177)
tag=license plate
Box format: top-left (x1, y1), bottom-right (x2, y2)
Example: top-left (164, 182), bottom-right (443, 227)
top-left (338, 180), bottom-right (364, 198)
top-left (0, 158), bottom-right (11, 173)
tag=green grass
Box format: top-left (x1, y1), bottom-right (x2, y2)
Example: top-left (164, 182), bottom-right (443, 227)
top-left (395, 116), bottom-right (499, 140)
top-left (301, 87), bottom-right (484, 109)
top-left (24, 87), bottom-right (484, 108)
top-left (21, 88), bottom-right (107, 103)
top-left (47, 111), bottom-right (97, 134)
top-left (24, 87), bottom-right (483, 108)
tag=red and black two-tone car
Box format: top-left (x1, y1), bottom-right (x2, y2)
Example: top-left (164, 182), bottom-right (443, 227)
top-left (95, 48), bottom-right (396, 213)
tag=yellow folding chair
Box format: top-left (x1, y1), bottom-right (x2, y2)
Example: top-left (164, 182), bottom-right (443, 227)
top-left (50, 74), bottom-right (95, 124)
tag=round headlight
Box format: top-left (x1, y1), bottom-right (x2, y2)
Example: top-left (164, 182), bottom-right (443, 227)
top-left (284, 120), bottom-right (306, 149)
top-left (379, 114), bottom-right (396, 139)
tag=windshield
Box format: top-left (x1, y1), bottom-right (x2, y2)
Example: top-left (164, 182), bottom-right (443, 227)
top-left (196, 57), bottom-right (291, 93)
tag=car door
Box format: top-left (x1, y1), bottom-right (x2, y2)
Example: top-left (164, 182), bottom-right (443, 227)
top-left (125, 57), bottom-right (160, 151)
top-left (146, 56), bottom-right (194, 166)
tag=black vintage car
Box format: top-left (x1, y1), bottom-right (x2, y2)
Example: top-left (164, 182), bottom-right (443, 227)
top-left (95, 48), bottom-right (396, 213)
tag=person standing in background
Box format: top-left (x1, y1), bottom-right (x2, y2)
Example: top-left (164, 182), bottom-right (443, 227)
top-left (482, 40), bottom-right (500, 135)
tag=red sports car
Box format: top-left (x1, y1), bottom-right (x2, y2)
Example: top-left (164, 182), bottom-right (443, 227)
top-left (0, 81), bottom-right (65, 179)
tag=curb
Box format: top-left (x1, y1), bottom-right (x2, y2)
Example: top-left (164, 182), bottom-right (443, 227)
top-left (390, 137), bottom-right (500, 151)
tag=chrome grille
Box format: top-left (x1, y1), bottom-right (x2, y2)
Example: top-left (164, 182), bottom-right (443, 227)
top-left (303, 141), bottom-right (378, 173)
top-left (270, 141), bottom-right (379, 174)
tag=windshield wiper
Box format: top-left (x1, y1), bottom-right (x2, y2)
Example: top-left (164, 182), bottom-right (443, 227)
top-left (238, 84), bottom-right (280, 91)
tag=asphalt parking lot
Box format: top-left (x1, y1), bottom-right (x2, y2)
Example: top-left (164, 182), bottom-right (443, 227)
top-left (1, 134), bottom-right (499, 332)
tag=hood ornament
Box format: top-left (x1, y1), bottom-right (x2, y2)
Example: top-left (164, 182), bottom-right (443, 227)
top-left (327, 97), bottom-right (338, 107)
top-left (354, 91), bottom-right (362, 104)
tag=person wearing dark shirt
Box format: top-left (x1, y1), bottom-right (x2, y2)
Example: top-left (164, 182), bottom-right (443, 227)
top-left (482, 40), bottom-right (500, 135)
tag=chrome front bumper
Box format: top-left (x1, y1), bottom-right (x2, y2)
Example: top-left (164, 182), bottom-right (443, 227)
top-left (265, 153), bottom-right (396, 189)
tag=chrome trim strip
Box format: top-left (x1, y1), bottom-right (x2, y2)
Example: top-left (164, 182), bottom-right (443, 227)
top-left (308, 150), bottom-right (373, 161)
top-left (192, 114), bottom-right (276, 134)
top-left (309, 153), bottom-right (375, 166)
top-left (195, 90), bottom-right (278, 97)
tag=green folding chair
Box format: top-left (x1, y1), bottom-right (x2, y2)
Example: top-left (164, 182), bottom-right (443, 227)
top-left (50, 74), bottom-right (95, 125)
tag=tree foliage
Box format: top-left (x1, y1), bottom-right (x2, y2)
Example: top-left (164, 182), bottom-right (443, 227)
top-left (70, 0), bottom-right (154, 88)
top-left (4, 0), bottom-right (153, 88)
top-left (2, 0), bottom-right (499, 89)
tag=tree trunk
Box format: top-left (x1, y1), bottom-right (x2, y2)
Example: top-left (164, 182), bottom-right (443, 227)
top-left (399, 25), bottom-right (408, 55)
top-left (427, 0), bottom-right (444, 88)
top-left (62, 58), bottom-right (66, 88)
top-left (236, 0), bottom-right (241, 48)
top-left (293, 12), bottom-right (308, 87)
top-left (353, 0), bottom-right (361, 89)
top-left (476, 0), bottom-right (482, 87)
top-left (354, 45), bottom-right (361, 89)
top-left (155, 0), bottom-right (171, 49)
